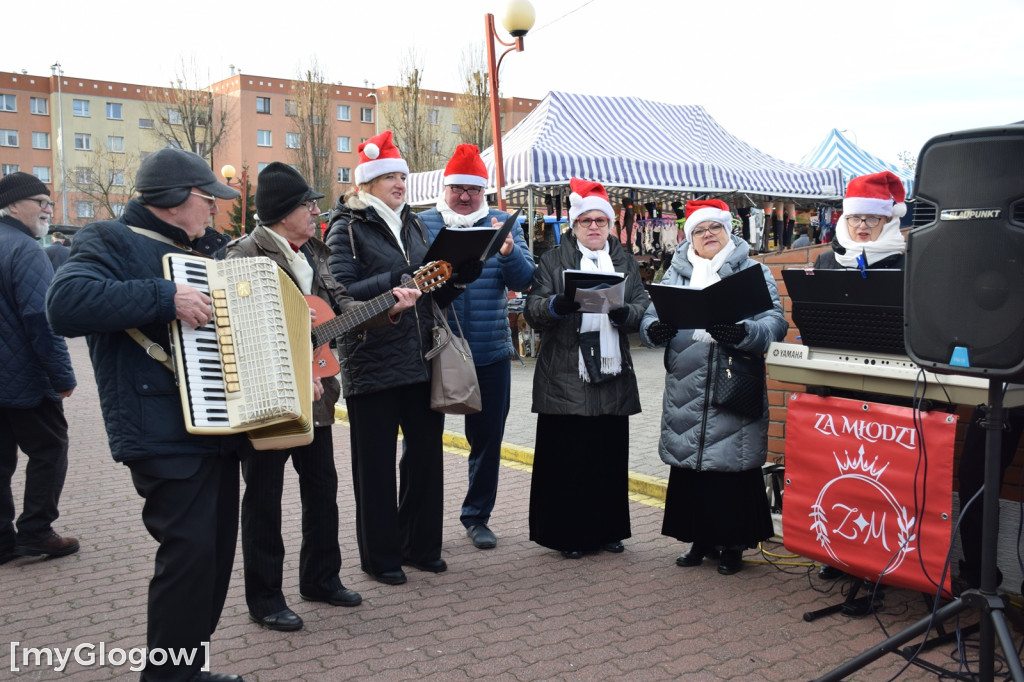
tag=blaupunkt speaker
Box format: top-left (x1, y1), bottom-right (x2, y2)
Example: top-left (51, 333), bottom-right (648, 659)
top-left (904, 124), bottom-right (1024, 381)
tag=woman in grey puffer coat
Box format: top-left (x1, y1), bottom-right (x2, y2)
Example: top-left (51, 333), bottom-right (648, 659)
top-left (640, 200), bottom-right (787, 575)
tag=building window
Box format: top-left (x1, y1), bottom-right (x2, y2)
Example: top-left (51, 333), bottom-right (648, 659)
top-left (1, 164), bottom-right (19, 176)
top-left (337, 105), bottom-right (350, 121)
top-left (109, 169), bottom-right (125, 186)
top-left (337, 167), bottom-right (351, 184)
top-left (111, 202), bottom-right (125, 217)
top-left (284, 100), bottom-right (298, 117)
top-left (74, 133), bottom-right (92, 151)
top-left (336, 136), bottom-right (351, 153)
top-left (30, 97), bottom-right (48, 115)
top-left (106, 102), bottom-right (123, 120)
top-left (73, 99), bottom-right (90, 117)
top-left (256, 97), bottom-right (271, 114)
top-left (430, 140), bottom-right (440, 154)
top-left (285, 132), bottom-right (300, 149)
top-left (166, 108), bottom-right (182, 125)
top-left (0, 129), bottom-right (19, 147)
top-left (138, 118), bottom-right (154, 129)
top-left (360, 107), bottom-right (373, 124)
top-left (0, 94), bottom-right (16, 112)
top-left (194, 143), bottom-right (207, 158)
top-left (32, 132), bottom-right (50, 149)
top-left (74, 168), bottom-right (94, 184)
top-left (108, 136), bottom-right (125, 153)
top-left (77, 202), bottom-right (94, 218)
top-left (451, 123), bottom-right (460, 134)
top-left (257, 162), bottom-right (269, 173)
top-left (427, 109), bottom-right (439, 125)
top-left (33, 166), bottom-right (51, 183)
top-left (256, 130), bottom-right (272, 147)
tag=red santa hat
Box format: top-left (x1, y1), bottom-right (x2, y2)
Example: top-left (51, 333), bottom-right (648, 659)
top-left (568, 178), bottom-right (615, 224)
top-left (443, 144), bottom-right (488, 187)
top-left (843, 170), bottom-right (907, 218)
top-left (682, 199), bottom-right (732, 242)
top-left (354, 130), bottom-right (410, 185)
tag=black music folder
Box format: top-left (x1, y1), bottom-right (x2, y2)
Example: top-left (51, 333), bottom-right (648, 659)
top-left (782, 268), bottom-right (904, 354)
top-left (648, 264), bottom-right (773, 329)
top-left (424, 208), bottom-right (521, 271)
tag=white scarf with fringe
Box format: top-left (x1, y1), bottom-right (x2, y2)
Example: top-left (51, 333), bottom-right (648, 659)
top-left (686, 238), bottom-right (737, 344)
top-left (833, 214), bottom-right (905, 268)
top-left (359, 191), bottom-right (406, 255)
top-left (434, 195), bottom-right (491, 228)
top-left (577, 240), bottom-right (622, 381)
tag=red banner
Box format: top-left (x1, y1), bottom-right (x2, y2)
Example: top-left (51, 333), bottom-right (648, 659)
top-left (782, 393), bottom-right (955, 596)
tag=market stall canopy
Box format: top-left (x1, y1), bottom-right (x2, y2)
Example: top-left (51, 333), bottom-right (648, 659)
top-left (800, 128), bottom-right (915, 197)
top-left (407, 91), bottom-right (843, 206)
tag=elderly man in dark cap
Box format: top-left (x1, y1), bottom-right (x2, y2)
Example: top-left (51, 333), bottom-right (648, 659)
top-left (47, 148), bottom-right (245, 682)
top-left (225, 162), bottom-right (419, 632)
top-left (0, 172), bottom-right (78, 566)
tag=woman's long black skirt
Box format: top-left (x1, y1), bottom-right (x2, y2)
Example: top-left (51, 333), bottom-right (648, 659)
top-left (529, 413), bottom-right (632, 552)
top-left (662, 465), bottom-right (773, 549)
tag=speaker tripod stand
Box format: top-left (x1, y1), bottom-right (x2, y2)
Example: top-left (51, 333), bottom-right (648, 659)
top-left (815, 380), bottom-right (1024, 682)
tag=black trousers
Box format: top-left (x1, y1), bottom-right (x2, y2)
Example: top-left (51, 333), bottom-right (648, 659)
top-left (346, 382), bottom-right (444, 575)
top-left (461, 359), bottom-right (512, 528)
top-left (129, 453), bottom-right (240, 682)
top-left (241, 426), bottom-right (342, 617)
top-left (0, 399), bottom-right (69, 551)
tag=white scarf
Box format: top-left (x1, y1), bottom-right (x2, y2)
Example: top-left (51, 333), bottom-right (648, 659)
top-left (359, 191), bottom-right (406, 255)
top-left (833, 214), bottom-right (905, 268)
top-left (686, 238), bottom-right (737, 344)
top-left (264, 227), bottom-right (314, 295)
top-left (435, 195), bottom-right (491, 228)
top-left (576, 240), bottom-right (622, 381)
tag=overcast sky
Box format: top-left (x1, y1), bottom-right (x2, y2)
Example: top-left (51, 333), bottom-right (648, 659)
top-left (8, 0), bottom-right (1022, 166)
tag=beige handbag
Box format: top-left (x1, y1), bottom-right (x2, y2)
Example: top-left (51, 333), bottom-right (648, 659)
top-left (425, 303), bottom-right (482, 415)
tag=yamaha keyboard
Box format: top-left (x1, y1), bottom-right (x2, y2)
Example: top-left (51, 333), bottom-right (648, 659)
top-left (766, 342), bottom-right (1024, 407)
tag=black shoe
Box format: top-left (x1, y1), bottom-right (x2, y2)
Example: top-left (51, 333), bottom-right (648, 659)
top-left (676, 543), bottom-right (720, 567)
top-left (560, 550), bottom-right (583, 559)
top-left (403, 558), bottom-right (447, 573)
top-left (300, 586), bottom-right (362, 607)
top-left (249, 608), bottom-right (303, 632)
top-left (0, 548), bottom-right (15, 565)
top-left (15, 532), bottom-right (79, 558)
top-left (191, 673), bottom-right (244, 682)
top-left (369, 569), bottom-right (407, 585)
top-left (717, 549), bottom-right (744, 575)
top-left (466, 524), bottom-right (497, 549)
top-left (818, 564), bottom-right (845, 580)
top-left (602, 541), bottom-right (625, 553)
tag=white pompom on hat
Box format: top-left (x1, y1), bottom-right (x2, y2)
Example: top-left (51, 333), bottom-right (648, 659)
top-left (568, 178), bottom-right (615, 224)
top-left (443, 144), bottom-right (488, 187)
top-left (354, 130), bottom-right (410, 185)
top-left (682, 199), bottom-right (732, 242)
top-left (843, 170), bottom-right (907, 218)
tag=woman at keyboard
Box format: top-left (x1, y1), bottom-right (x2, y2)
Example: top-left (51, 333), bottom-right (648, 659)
top-left (813, 171), bottom-right (907, 272)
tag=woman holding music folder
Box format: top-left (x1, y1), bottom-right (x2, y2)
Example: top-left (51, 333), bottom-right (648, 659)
top-left (523, 178), bottom-right (648, 559)
top-left (640, 199), bottom-right (787, 575)
top-left (325, 130), bottom-right (447, 586)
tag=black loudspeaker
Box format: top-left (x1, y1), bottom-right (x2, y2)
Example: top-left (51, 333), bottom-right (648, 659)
top-left (904, 125), bottom-right (1024, 380)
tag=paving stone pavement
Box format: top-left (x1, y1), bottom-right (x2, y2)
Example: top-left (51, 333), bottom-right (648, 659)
top-left (3, 337), bottom-right (1019, 680)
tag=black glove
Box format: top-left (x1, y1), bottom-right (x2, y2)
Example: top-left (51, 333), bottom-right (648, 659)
top-left (608, 307), bottom-right (629, 325)
top-left (431, 282), bottom-right (461, 308)
top-left (452, 259), bottom-right (484, 285)
top-left (551, 294), bottom-right (581, 316)
top-left (708, 322), bottom-right (746, 346)
top-left (390, 265), bottom-right (417, 287)
top-left (647, 321), bottom-right (677, 345)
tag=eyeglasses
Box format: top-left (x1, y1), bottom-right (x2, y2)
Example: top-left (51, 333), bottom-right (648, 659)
top-left (26, 198), bottom-right (56, 210)
top-left (190, 191), bottom-right (218, 207)
top-left (691, 223), bottom-right (725, 238)
top-left (448, 185), bottom-right (482, 197)
top-left (576, 217), bottom-right (610, 228)
top-left (301, 199), bottom-right (320, 212)
top-left (846, 215), bottom-right (885, 228)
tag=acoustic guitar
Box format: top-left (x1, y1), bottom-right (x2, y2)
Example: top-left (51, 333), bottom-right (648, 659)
top-left (307, 260), bottom-right (452, 379)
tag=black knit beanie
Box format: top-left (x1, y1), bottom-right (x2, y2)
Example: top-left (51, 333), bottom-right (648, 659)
top-left (0, 171), bottom-right (50, 209)
top-left (255, 162), bottom-right (324, 225)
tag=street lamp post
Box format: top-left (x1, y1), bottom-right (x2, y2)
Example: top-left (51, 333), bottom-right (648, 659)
top-left (50, 61), bottom-right (67, 224)
top-left (363, 81), bottom-right (380, 135)
top-left (220, 164), bottom-right (249, 235)
top-left (485, 0), bottom-right (535, 212)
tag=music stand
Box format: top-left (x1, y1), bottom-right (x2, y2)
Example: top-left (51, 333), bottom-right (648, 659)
top-left (814, 380), bottom-right (1024, 682)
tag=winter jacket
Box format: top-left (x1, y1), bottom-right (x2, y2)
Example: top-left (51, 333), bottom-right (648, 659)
top-left (46, 200), bottom-right (226, 463)
top-left (419, 207), bottom-right (535, 366)
top-left (523, 232), bottom-right (647, 417)
top-left (640, 235), bottom-right (788, 473)
top-left (224, 224), bottom-right (391, 426)
top-left (325, 194), bottom-right (433, 398)
top-left (0, 215), bottom-right (76, 408)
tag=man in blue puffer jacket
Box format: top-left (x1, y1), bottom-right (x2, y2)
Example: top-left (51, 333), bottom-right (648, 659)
top-left (419, 144), bottom-right (535, 550)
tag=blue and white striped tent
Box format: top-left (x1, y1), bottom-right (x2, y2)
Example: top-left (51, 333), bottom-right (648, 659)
top-left (407, 91), bottom-right (843, 206)
top-left (800, 128), bottom-right (915, 198)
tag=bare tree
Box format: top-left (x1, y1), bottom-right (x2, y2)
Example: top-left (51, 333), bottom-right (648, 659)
top-left (382, 51), bottom-right (445, 172)
top-left (69, 150), bottom-right (139, 221)
top-left (453, 46), bottom-right (492, 151)
top-left (897, 151), bottom-right (917, 172)
top-left (146, 56), bottom-right (231, 163)
top-left (291, 61), bottom-right (333, 207)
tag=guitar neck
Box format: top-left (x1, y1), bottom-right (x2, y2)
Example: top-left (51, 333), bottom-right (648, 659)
top-left (312, 279), bottom-right (420, 347)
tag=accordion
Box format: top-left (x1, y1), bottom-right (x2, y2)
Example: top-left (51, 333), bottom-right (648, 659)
top-left (163, 253), bottom-right (313, 450)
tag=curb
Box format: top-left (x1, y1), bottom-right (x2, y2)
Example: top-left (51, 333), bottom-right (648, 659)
top-left (335, 404), bottom-right (668, 502)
